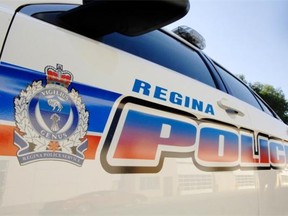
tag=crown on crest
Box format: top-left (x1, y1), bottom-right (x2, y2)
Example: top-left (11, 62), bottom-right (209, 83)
top-left (45, 64), bottom-right (74, 87)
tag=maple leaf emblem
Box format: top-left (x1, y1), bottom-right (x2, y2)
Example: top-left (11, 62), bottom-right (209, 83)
top-left (47, 141), bottom-right (61, 152)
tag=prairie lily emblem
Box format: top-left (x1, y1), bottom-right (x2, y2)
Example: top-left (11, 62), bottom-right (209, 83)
top-left (14, 64), bottom-right (89, 166)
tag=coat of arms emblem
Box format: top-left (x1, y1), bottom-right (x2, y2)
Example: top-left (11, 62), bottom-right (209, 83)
top-left (14, 64), bottom-right (89, 166)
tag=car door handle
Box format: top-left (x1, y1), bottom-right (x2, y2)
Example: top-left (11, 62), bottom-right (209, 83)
top-left (217, 98), bottom-right (245, 117)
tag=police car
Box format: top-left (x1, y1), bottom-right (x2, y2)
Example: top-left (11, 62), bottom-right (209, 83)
top-left (0, 0), bottom-right (288, 215)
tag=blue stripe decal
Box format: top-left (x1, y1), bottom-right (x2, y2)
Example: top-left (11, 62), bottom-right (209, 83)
top-left (0, 62), bottom-right (121, 133)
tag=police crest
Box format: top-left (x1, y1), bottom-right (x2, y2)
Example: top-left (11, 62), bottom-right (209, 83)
top-left (14, 64), bottom-right (89, 166)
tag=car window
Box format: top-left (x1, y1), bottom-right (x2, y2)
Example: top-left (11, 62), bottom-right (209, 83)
top-left (100, 31), bottom-right (216, 88)
top-left (214, 64), bottom-right (262, 110)
top-left (21, 5), bottom-right (216, 88)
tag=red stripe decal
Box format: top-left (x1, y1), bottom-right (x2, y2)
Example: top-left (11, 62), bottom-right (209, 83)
top-left (0, 124), bottom-right (100, 159)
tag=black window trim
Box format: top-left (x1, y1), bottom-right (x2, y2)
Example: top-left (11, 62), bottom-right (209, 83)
top-left (201, 53), bottom-right (228, 93)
